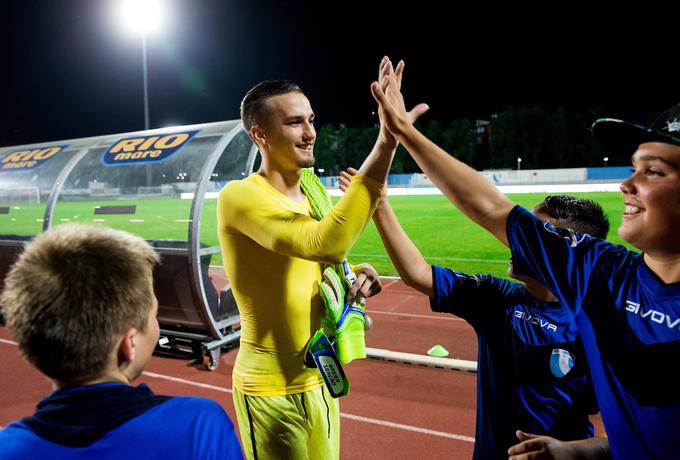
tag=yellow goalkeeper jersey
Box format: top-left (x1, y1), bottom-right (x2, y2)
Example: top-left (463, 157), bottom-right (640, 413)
top-left (217, 172), bottom-right (382, 395)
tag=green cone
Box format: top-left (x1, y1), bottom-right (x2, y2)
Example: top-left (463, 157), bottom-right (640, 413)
top-left (427, 344), bottom-right (449, 358)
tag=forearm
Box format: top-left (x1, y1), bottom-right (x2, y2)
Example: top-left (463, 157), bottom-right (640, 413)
top-left (395, 124), bottom-right (515, 246)
top-left (220, 176), bottom-right (382, 264)
top-left (566, 437), bottom-right (610, 460)
top-left (357, 133), bottom-right (398, 184)
top-left (288, 174), bottom-right (383, 263)
top-left (373, 200), bottom-right (433, 296)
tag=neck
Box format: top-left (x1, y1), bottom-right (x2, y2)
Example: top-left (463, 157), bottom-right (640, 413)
top-left (52, 353), bottom-right (135, 390)
top-left (524, 284), bottom-right (557, 303)
top-left (530, 291), bottom-right (558, 303)
top-left (258, 160), bottom-right (305, 202)
top-left (52, 374), bottom-right (129, 391)
top-left (643, 252), bottom-right (680, 284)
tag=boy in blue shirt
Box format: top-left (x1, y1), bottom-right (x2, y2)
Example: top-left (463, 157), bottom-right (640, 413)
top-left (0, 224), bottom-right (243, 459)
top-left (342, 167), bottom-right (608, 459)
top-left (370, 61), bottom-right (679, 459)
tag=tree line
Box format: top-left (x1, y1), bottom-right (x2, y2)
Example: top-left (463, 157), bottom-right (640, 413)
top-left (313, 104), bottom-right (625, 175)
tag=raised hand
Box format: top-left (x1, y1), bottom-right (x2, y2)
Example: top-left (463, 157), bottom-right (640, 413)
top-left (376, 57), bottom-right (400, 147)
top-left (375, 56), bottom-right (429, 144)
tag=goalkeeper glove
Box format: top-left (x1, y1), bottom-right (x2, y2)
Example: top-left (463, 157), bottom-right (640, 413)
top-left (319, 264), bottom-right (368, 364)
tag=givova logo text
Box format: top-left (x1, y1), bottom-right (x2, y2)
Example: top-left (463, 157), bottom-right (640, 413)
top-left (625, 300), bottom-right (680, 330)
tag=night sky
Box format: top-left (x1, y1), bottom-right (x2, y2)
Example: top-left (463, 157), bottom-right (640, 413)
top-left (1, 1), bottom-right (676, 147)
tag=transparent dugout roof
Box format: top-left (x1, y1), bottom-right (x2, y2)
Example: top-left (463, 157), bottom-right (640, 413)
top-left (0, 120), bottom-right (258, 349)
top-left (0, 120), bottom-right (258, 246)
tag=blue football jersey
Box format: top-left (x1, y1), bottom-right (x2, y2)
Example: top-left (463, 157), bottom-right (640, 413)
top-left (431, 265), bottom-right (596, 460)
top-left (507, 205), bottom-right (680, 460)
top-left (0, 391), bottom-right (243, 460)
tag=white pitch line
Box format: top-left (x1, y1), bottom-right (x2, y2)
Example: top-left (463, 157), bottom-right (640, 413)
top-left (0, 340), bottom-right (474, 444)
top-left (367, 310), bottom-right (464, 322)
top-left (142, 371), bottom-right (232, 394)
top-left (140, 369), bottom-right (473, 443)
top-left (341, 413), bottom-right (474, 443)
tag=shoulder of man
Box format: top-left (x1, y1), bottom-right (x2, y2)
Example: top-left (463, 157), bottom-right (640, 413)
top-left (218, 175), bottom-right (270, 203)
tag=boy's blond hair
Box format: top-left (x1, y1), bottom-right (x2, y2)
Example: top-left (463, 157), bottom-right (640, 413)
top-left (0, 224), bottom-right (159, 385)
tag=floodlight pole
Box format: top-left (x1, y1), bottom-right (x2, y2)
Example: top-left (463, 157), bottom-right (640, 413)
top-left (142, 29), bottom-right (150, 130)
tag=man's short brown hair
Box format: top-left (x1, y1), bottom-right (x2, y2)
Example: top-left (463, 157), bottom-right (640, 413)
top-left (240, 80), bottom-right (303, 133)
top-left (0, 224), bottom-right (159, 385)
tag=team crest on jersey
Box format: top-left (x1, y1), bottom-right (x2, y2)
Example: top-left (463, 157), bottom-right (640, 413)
top-left (543, 222), bottom-right (586, 248)
top-left (550, 348), bottom-right (574, 378)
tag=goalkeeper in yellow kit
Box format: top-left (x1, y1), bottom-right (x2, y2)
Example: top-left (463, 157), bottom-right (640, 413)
top-left (217, 58), bottom-right (428, 459)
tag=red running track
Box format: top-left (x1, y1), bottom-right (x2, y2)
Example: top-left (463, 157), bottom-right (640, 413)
top-left (0, 274), bottom-right (603, 459)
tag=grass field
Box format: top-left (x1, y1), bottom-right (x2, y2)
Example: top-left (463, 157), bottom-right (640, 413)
top-left (344, 192), bottom-right (632, 279)
top-left (0, 191), bottom-right (633, 279)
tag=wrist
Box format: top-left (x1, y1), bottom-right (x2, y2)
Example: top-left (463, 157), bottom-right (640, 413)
top-left (392, 119), bottom-right (416, 141)
top-left (374, 198), bottom-right (390, 215)
top-left (378, 128), bottom-right (398, 150)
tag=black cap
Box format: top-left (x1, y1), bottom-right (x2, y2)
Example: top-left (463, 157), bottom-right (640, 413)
top-left (591, 103), bottom-right (680, 155)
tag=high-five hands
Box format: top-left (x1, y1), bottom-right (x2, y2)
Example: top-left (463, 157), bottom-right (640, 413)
top-left (372, 56), bottom-right (428, 138)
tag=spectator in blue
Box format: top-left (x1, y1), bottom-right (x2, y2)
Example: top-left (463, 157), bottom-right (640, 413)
top-left (342, 164), bottom-right (609, 458)
top-left (0, 224), bottom-right (243, 459)
top-left (370, 63), bottom-right (679, 460)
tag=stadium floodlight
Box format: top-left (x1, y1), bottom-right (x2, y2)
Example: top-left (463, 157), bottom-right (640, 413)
top-left (603, 157), bottom-right (609, 167)
top-left (114, 0), bottom-right (167, 130)
top-left (116, 0), bottom-right (164, 33)
top-left (517, 157), bottom-right (522, 171)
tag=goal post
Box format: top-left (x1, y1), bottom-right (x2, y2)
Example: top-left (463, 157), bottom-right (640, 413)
top-left (0, 186), bottom-right (40, 204)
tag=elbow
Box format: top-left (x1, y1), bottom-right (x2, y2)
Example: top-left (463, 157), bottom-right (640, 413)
top-left (400, 273), bottom-right (419, 290)
top-left (397, 263), bottom-right (431, 295)
top-left (311, 232), bottom-right (352, 264)
top-left (302, 237), bottom-right (348, 264)
top-left (323, 250), bottom-right (347, 265)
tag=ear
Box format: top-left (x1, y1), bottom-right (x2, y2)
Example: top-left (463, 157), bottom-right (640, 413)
top-left (118, 328), bottom-right (138, 365)
top-left (250, 124), bottom-right (267, 146)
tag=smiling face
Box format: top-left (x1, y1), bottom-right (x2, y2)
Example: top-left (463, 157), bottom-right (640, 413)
top-left (254, 91), bottom-right (316, 170)
top-left (618, 142), bottom-right (680, 255)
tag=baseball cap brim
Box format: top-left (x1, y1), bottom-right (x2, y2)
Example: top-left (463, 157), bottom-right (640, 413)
top-left (592, 118), bottom-right (680, 156)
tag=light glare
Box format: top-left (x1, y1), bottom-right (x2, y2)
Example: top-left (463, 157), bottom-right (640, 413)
top-left (117, 0), bottom-right (164, 34)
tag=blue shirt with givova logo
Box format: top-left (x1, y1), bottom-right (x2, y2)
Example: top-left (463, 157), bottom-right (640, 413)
top-left (507, 206), bottom-right (680, 460)
top-left (431, 264), bottom-right (597, 459)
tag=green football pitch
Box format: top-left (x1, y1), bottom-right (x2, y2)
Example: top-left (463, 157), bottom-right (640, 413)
top-left (344, 192), bottom-right (632, 279)
top-left (0, 192), bottom-right (632, 279)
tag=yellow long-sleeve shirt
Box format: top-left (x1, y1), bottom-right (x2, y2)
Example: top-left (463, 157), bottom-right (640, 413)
top-left (217, 172), bottom-right (383, 395)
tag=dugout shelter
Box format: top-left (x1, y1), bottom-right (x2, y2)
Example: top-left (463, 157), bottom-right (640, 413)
top-left (0, 120), bottom-right (258, 370)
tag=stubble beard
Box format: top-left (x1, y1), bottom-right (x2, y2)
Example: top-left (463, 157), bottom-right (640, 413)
top-left (299, 157), bottom-right (315, 168)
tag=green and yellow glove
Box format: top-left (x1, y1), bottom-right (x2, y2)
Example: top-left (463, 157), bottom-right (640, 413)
top-left (318, 261), bottom-right (368, 364)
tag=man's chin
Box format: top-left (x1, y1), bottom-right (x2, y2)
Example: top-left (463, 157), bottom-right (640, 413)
top-left (299, 157), bottom-right (315, 168)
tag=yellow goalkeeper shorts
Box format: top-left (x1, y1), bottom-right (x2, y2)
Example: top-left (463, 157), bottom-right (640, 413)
top-left (233, 385), bottom-right (340, 460)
